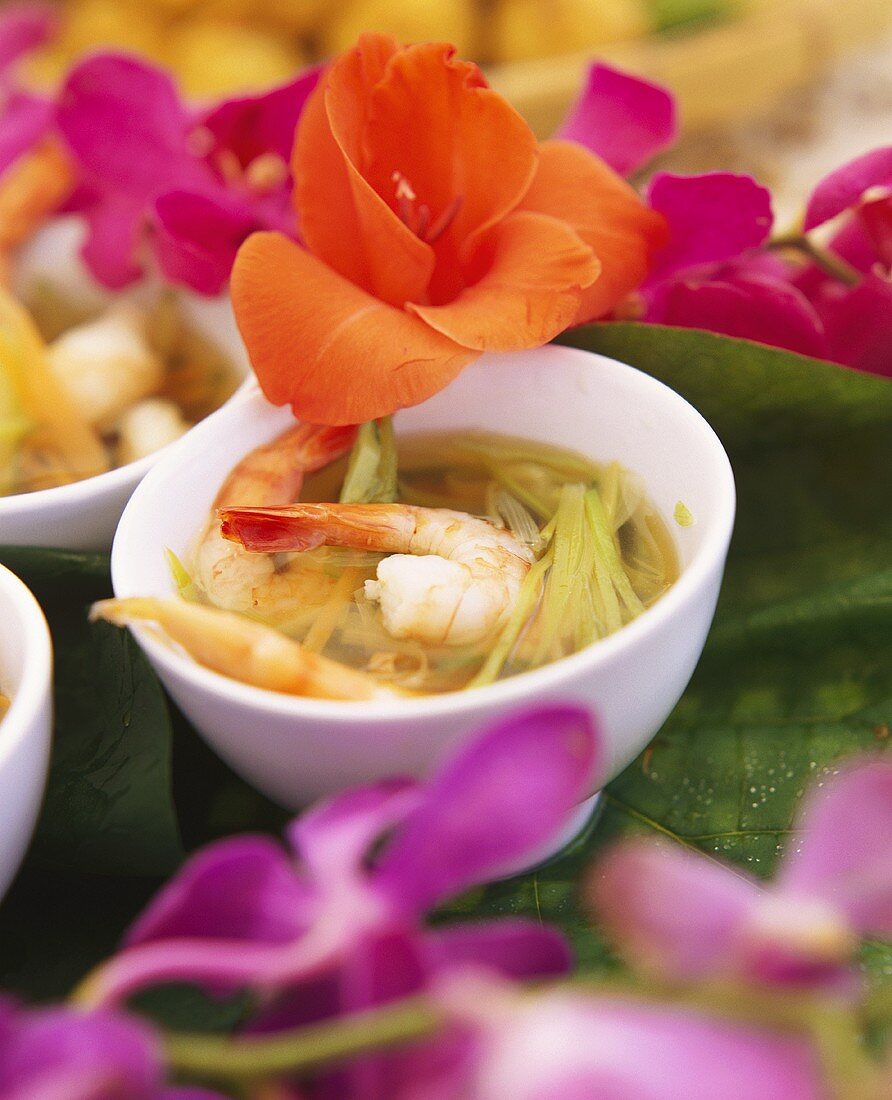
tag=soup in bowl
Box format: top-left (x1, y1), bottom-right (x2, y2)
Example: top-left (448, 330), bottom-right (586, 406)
top-left (110, 345), bottom-right (735, 808)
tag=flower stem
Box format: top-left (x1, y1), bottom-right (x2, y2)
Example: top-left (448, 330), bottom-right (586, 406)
top-left (768, 234), bottom-right (861, 286)
top-left (165, 997), bottom-right (441, 1081)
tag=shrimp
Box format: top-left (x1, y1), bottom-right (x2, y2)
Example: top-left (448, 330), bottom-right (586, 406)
top-left (46, 304), bottom-right (164, 429)
top-left (220, 503), bottom-right (535, 646)
top-left (194, 422), bottom-right (356, 618)
top-left (90, 597), bottom-right (410, 702)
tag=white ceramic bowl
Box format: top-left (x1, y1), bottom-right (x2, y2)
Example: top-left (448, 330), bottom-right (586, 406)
top-left (0, 220), bottom-right (249, 551)
top-left (0, 564), bottom-right (52, 900)
top-left (112, 346), bottom-right (735, 809)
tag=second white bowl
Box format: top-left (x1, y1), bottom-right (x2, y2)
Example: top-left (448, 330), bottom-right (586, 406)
top-left (112, 345), bottom-right (735, 808)
top-left (0, 564), bottom-right (52, 900)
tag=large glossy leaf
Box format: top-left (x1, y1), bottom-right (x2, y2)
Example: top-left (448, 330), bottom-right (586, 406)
top-left (0, 547), bottom-right (183, 877)
top-left (446, 325), bottom-right (892, 993)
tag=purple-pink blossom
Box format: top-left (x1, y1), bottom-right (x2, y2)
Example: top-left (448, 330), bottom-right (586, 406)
top-left (56, 53), bottom-right (319, 294)
top-left (0, 3), bottom-right (57, 179)
top-left (0, 997), bottom-right (223, 1099)
top-left (588, 759), bottom-right (892, 992)
top-left (84, 706), bottom-right (599, 1017)
top-left (556, 62), bottom-right (677, 177)
top-left (636, 150), bottom-right (892, 375)
top-left (309, 972), bottom-right (825, 1100)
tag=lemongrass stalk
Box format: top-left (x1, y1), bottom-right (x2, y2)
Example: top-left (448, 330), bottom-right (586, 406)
top-left (493, 487), bottom-right (542, 549)
top-left (340, 417), bottom-right (397, 504)
top-left (584, 488), bottom-right (644, 618)
top-left (302, 567), bottom-right (359, 653)
top-left (490, 465), bottom-right (554, 520)
top-left (441, 433), bottom-right (600, 482)
top-left (531, 484), bottom-right (588, 664)
top-left (469, 544), bottom-right (554, 688)
top-left (164, 548), bottom-right (198, 602)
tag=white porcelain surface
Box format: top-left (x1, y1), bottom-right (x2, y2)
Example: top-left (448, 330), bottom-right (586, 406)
top-left (112, 346), bottom-right (736, 809)
top-left (0, 564), bottom-right (52, 901)
top-left (0, 220), bottom-right (249, 551)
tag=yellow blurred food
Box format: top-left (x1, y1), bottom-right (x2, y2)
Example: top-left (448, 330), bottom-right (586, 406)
top-left (490, 0), bottom-right (650, 63)
top-left (170, 19), bottom-right (306, 96)
top-left (321, 0), bottom-right (477, 57)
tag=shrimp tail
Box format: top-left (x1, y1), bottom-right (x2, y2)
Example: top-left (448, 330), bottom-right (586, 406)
top-left (219, 503), bottom-right (414, 554)
top-left (90, 596), bottom-right (411, 701)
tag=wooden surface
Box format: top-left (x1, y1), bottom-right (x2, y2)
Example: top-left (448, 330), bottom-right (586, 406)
top-left (488, 0), bottom-right (892, 136)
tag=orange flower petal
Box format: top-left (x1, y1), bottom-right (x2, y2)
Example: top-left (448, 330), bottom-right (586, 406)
top-left (232, 232), bottom-right (477, 425)
top-left (407, 211), bottom-right (599, 352)
top-left (521, 140), bottom-right (668, 322)
top-left (294, 34), bottom-right (435, 308)
top-left (361, 42), bottom-right (539, 262)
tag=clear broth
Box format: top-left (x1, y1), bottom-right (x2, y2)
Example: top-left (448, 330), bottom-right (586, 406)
top-left (193, 429), bottom-right (679, 695)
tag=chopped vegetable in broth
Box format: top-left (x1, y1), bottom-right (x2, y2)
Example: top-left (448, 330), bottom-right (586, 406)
top-left (185, 428), bottom-right (679, 695)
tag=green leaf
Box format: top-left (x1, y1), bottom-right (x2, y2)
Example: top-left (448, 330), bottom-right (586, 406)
top-left (340, 417), bottom-right (398, 504)
top-left (0, 547), bottom-right (183, 877)
top-left (558, 323), bottom-right (892, 450)
top-left (443, 326), bottom-right (892, 1003)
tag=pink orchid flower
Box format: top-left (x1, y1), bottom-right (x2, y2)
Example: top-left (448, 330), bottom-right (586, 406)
top-left (0, 3), bottom-right (57, 178)
top-left (319, 972), bottom-right (825, 1100)
top-left (0, 997), bottom-right (223, 1099)
top-left (85, 706), bottom-right (600, 1016)
top-left (589, 760), bottom-right (892, 992)
top-left (557, 62), bottom-right (677, 177)
top-left (636, 171), bottom-right (834, 359)
top-left (638, 150), bottom-right (892, 375)
top-left (56, 53), bottom-right (319, 294)
top-left (795, 146), bottom-right (892, 376)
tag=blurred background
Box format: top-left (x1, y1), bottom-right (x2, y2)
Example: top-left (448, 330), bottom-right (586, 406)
top-left (18, 0), bottom-right (892, 222)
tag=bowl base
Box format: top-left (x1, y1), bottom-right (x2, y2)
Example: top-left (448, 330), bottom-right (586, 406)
top-left (499, 792), bottom-right (603, 880)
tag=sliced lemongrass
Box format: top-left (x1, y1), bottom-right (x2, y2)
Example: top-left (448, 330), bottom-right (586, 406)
top-left (469, 543), bottom-right (554, 688)
top-left (585, 488), bottom-right (645, 618)
top-left (340, 417), bottom-right (397, 504)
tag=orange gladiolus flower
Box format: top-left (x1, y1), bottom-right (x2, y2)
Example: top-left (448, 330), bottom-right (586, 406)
top-left (232, 33), bottom-right (667, 425)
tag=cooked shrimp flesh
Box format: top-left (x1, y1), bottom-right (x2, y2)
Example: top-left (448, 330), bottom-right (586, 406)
top-left (194, 423), bottom-right (356, 618)
top-left (90, 597), bottom-right (410, 701)
top-left (220, 503), bottom-right (535, 646)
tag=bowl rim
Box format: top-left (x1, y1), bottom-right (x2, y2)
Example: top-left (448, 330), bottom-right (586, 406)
top-left (0, 300), bottom-right (251, 521)
top-left (112, 347), bottom-right (736, 723)
top-left (0, 563), bottom-right (53, 772)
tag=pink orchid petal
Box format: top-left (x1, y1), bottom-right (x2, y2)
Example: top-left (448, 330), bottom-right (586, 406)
top-left (0, 91), bottom-right (53, 176)
top-left (58, 53), bottom-right (211, 198)
top-left (858, 195), bottom-right (892, 269)
top-left (645, 172), bottom-right (773, 282)
top-left (152, 190), bottom-right (259, 296)
top-left (462, 989), bottom-right (823, 1100)
top-left (164, 1092), bottom-right (229, 1099)
top-left (125, 836), bottom-right (310, 948)
top-left (199, 67), bottom-right (321, 167)
top-left (375, 706), bottom-right (601, 913)
top-left (556, 63), bottom-right (676, 176)
top-left (87, 939), bottom-right (294, 1009)
top-left (812, 273), bottom-right (892, 377)
top-left (425, 921), bottom-right (572, 981)
top-left (0, 2), bottom-right (57, 72)
top-left (778, 760), bottom-right (892, 935)
top-left (287, 778), bottom-right (420, 880)
top-left (78, 194), bottom-right (146, 289)
top-left (803, 145), bottom-right (892, 231)
top-left (646, 270), bottom-right (830, 359)
top-left (0, 1005), bottom-right (159, 1096)
top-left (591, 839), bottom-right (762, 981)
